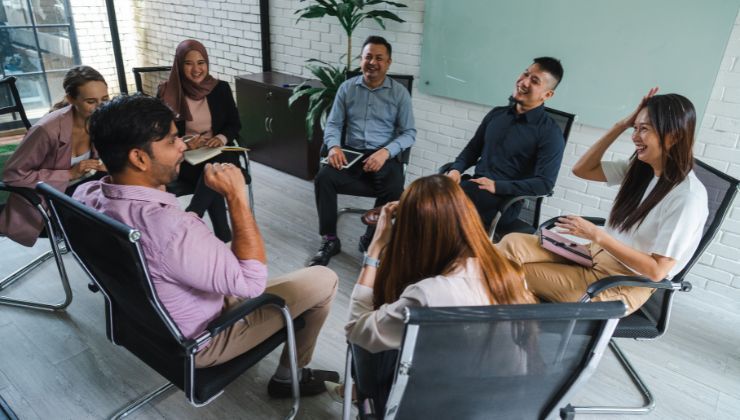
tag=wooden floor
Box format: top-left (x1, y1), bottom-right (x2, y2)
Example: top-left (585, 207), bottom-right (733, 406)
top-left (1, 161), bottom-right (739, 419)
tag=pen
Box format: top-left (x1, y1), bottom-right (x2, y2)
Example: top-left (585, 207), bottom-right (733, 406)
top-left (282, 83), bottom-right (299, 88)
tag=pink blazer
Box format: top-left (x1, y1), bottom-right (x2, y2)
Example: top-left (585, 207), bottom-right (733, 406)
top-left (0, 106), bottom-right (75, 246)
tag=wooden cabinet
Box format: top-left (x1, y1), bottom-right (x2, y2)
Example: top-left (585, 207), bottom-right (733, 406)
top-left (236, 72), bottom-right (323, 180)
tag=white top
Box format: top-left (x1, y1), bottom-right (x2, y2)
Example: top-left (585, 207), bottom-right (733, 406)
top-left (70, 150), bottom-right (90, 166)
top-left (602, 159), bottom-right (708, 278)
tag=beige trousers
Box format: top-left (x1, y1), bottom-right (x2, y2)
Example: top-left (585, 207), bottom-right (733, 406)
top-left (497, 233), bottom-right (653, 314)
top-left (195, 266), bottom-right (338, 368)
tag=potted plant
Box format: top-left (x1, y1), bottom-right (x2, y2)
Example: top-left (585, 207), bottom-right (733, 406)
top-left (289, 0), bottom-right (407, 140)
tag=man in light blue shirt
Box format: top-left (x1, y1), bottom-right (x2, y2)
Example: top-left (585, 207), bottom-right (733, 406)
top-left (309, 35), bottom-right (416, 267)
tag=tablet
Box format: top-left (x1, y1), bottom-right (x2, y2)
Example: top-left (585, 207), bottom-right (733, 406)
top-left (321, 148), bottom-right (364, 169)
top-left (539, 228), bottom-right (594, 267)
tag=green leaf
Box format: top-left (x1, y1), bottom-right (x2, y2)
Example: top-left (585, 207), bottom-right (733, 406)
top-left (372, 16), bottom-right (385, 29)
top-left (365, 9), bottom-right (405, 23)
top-left (296, 9), bottom-right (327, 21)
top-left (309, 65), bottom-right (337, 87)
top-left (366, 0), bottom-right (407, 8)
top-left (288, 86), bottom-right (323, 107)
top-left (305, 58), bottom-right (333, 67)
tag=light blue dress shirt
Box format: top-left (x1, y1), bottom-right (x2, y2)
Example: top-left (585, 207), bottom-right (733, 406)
top-left (323, 75), bottom-right (416, 158)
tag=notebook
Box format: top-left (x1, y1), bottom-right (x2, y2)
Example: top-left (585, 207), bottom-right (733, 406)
top-left (184, 146), bottom-right (248, 165)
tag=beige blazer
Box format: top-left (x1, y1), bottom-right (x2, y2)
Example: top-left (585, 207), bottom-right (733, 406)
top-left (346, 258), bottom-right (494, 353)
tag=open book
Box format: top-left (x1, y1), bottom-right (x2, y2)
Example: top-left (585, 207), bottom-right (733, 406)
top-left (184, 146), bottom-right (249, 165)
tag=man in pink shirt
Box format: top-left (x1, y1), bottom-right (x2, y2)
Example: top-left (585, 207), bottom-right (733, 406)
top-left (73, 95), bottom-right (339, 398)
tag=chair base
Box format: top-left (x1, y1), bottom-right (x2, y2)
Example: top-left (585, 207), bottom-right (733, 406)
top-left (0, 238), bottom-right (72, 311)
top-left (110, 382), bottom-right (175, 420)
top-left (570, 339), bottom-right (655, 415)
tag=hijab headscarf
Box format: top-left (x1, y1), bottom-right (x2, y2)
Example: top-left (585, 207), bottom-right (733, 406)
top-left (158, 39), bottom-right (218, 121)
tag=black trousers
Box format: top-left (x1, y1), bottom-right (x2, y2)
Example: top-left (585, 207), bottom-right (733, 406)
top-left (351, 345), bottom-right (399, 418)
top-left (460, 176), bottom-right (520, 229)
top-left (178, 152), bottom-right (240, 242)
top-left (314, 153), bottom-right (403, 237)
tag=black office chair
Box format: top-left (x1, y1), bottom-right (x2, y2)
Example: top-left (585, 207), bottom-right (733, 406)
top-left (341, 301), bottom-right (627, 420)
top-left (131, 66), bottom-right (173, 97)
top-left (36, 182), bottom-right (303, 419)
top-left (537, 159), bottom-right (740, 415)
top-left (439, 106), bottom-right (575, 241)
top-left (132, 66), bottom-right (255, 212)
top-left (0, 76), bottom-right (73, 311)
top-left (324, 74), bottom-right (414, 222)
top-left (0, 76), bottom-right (31, 130)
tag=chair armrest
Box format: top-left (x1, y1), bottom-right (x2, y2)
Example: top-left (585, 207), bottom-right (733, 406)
top-left (488, 194), bottom-right (549, 239)
top-left (499, 194), bottom-right (547, 215)
top-left (0, 182), bottom-right (41, 206)
top-left (582, 275), bottom-right (691, 301)
top-left (205, 293), bottom-right (286, 337)
top-left (539, 216), bottom-right (606, 231)
top-left (438, 162), bottom-right (453, 174)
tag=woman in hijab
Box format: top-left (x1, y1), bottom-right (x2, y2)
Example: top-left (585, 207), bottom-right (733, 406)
top-left (158, 39), bottom-right (241, 242)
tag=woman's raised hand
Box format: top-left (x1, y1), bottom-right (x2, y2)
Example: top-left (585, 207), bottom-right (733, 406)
top-left (367, 201), bottom-right (399, 256)
top-left (618, 87), bottom-right (659, 130)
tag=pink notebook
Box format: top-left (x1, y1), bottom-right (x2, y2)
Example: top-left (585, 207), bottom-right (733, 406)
top-left (539, 228), bottom-right (594, 267)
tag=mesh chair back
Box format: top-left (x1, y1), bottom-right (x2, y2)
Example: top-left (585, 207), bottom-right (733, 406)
top-left (132, 66), bottom-right (172, 96)
top-left (37, 183), bottom-right (189, 380)
top-left (634, 159), bottom-right (739, 335)
top-left (544, 107), bottom-right (575, 143)
top-left (385, 302), bottom-right (625, 420)
top-left (0, 76), bottom-right (32, 130)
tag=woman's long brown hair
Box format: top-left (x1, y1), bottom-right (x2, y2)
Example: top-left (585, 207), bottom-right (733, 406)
top-left (373, 175), bottom-right (537, 308)
top-left (609, 94), bottom-right (696, 232)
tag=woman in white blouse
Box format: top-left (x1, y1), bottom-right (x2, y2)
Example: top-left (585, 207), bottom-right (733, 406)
top-left (498, 89), bottom-right (708, 314)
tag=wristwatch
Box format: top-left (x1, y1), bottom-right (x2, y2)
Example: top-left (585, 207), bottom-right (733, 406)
top-left (362, 252), bottom-right (380, 268)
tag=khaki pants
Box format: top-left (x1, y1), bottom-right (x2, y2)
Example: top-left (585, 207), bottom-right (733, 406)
top-left (497, 233), bottom-right (653, 314)
top-left (195, 266), bottom-right (338, 368)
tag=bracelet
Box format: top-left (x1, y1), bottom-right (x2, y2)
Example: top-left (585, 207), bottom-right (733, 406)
top-left (362, 252), bottom-right (380, 268)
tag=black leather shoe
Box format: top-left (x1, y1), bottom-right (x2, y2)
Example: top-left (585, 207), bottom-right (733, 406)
top-left (267, 368), bottom-right (341, 398)
top-left (358, 233), bottom-right (372, 253)
top-left (307, 237), bottom-right (341, 266)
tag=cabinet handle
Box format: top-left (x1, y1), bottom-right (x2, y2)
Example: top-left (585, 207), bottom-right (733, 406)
top-left (268, 117), bottom-right (274, 133)
top-left (264, 117), bottom-right (269, 133)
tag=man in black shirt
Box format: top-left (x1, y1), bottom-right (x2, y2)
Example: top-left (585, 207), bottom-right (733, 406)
top-left (446, 57), bottom-right (565, 230)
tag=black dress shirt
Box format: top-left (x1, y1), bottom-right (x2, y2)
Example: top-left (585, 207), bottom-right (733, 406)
top-left (450, 103), bottom-right (565, 197)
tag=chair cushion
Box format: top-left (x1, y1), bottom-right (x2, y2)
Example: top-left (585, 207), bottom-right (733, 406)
top-left (612, 311), bottom-right (660, 339)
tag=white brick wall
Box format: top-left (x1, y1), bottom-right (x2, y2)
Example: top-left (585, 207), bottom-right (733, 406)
top-left (70, 0), bottom-right (138, 95)
top-left (122, 0), bottom-right (740, 311)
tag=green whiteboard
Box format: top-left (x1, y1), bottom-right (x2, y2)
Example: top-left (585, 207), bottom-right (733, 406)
top-left (420, 0), bottom-right (740, 128)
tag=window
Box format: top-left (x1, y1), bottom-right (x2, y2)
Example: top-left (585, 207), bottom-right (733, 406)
top-left (0, 0), bottom-right (79, 128)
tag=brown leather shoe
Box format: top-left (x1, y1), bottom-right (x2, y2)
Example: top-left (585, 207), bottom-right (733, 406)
top-left (361, 206), bottom-right (382, 225)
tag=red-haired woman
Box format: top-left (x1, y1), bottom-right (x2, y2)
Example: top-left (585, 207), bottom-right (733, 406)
top-left (340, 174), bottom-right (537, 411)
